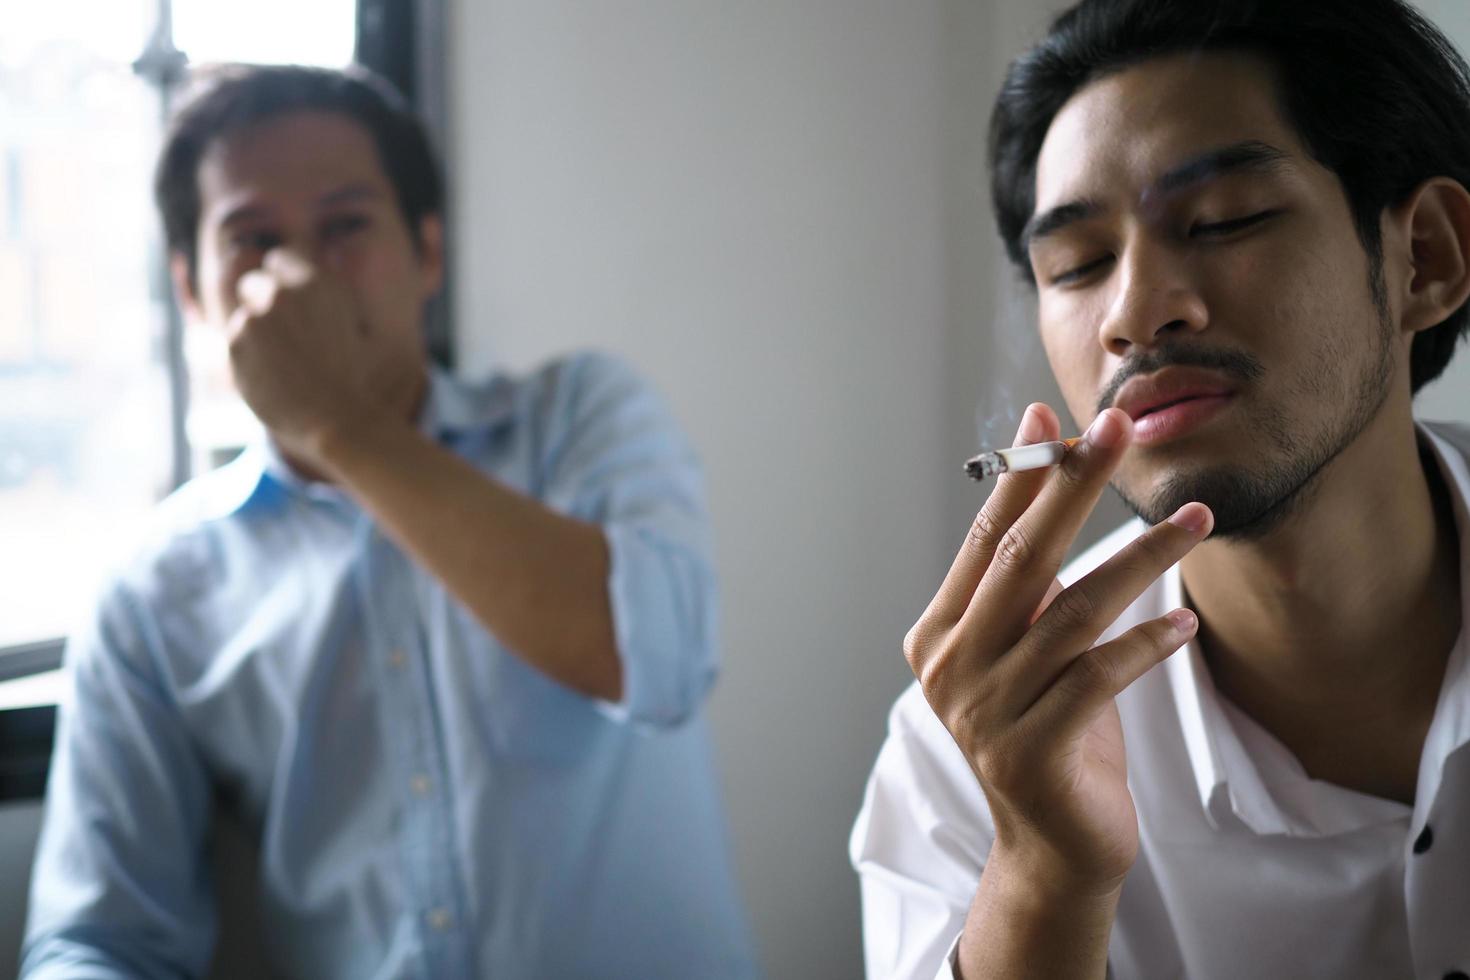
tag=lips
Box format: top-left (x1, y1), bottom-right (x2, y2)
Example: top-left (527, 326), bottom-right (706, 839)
top-left (1113, 368), bottom-right (1238, 446)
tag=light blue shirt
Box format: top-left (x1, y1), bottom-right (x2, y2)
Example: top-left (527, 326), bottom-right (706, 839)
top-left (23, 352), bottom-right (759, 980)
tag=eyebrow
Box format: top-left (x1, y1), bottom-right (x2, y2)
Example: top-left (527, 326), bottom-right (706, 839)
top-left (1151, 139), bottom-right (1292, 195)
top-left (316, 183), bottom-right (382, 208)
top-left (216, 183), bottom-right (383, 229)
top-left (218, 202), bottom-right (268, 229)
top-left (1022, 139), bottom-right (1294, 250)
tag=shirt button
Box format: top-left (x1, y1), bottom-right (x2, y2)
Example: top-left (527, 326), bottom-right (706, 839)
top-left (388, 649), bottom-right (408, 669)
top-left (410, 774), bottom-right (432, 796)
top-left (426, 907), bottom-right (453, 931)
top-left (1414, 825), bottom-right (1434, 854)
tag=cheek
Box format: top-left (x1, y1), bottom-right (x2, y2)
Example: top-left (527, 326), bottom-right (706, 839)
top-left (340, 247), bottom-right (426, 341)
top-left (1037, 311), bottom-right (1104, 424)
top-left (1224, 243), bottom-right (1352, 361)
top-left (338, 237), bottom-right (419, 291)
top-left (198, 262), bottom-right (244, 325)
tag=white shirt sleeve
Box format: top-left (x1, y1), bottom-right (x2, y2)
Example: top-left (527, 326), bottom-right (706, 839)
top-left (849, 683), bottom-right (996, 980)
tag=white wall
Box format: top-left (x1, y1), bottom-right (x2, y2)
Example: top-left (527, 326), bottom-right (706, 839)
top-left (447, 3), bottom-right (1470, 978)
top-left (449, 4), bottom-right (951, 977)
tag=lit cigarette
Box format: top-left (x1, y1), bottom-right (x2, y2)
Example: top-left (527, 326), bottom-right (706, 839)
top-left (965, 437), bottom-right (1083, 481)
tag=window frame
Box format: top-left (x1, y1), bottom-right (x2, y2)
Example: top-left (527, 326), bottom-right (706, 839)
top-left (0, 0), bottom-right (448, 684)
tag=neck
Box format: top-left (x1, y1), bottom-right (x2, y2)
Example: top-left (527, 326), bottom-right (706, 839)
top-left (1179, 400), bottom-right (1461, 799)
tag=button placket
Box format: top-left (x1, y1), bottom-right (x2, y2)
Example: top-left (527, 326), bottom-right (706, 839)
top-left (356, 526), bottom-right (471, 978)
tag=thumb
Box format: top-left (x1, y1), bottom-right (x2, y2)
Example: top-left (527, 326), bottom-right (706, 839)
top-left (262, 247), bottom-right (317, 287)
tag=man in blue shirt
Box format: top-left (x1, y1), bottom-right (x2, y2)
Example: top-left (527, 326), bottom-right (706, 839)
top-left (22, 64), bottom-right (757, 979)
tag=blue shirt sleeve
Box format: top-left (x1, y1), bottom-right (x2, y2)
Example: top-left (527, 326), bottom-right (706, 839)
top-left (22, 584), bottom-right (217, 980)
top-left (536, 351), bottom-right (719, 729)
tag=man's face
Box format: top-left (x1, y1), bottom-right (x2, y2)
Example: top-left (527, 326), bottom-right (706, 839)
top-left (1028, 53), bottom-right (1403, 539)
top-left (182, 109), bottom-right (442, 378)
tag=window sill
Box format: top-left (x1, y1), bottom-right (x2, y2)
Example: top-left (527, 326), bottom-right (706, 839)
top-left (0, 670), bottom-right (63, 712)
top-left (0, 639), bottom-right (63, 686)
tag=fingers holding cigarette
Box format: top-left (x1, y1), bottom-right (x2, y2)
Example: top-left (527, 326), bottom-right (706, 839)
top-left (963, 408), bottom-right (1134, 640)
top-left (905, 404), bottom-right (1209, 897)
top-left (927, 404), bottom-right (1062, 625)
top-left (965, 436), bottom-right (1085, 480)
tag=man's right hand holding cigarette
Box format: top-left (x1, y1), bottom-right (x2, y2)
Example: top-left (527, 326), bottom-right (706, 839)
top-left (903, 402), bottom-right (1214, 979)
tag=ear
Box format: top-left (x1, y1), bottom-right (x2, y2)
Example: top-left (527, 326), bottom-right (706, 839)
top-left (169, 252), bottom-right (206, 325)
top-left (415, 214), bottom-right (446, 300)
top-left (1386, 177), bottom-right (1470, 336)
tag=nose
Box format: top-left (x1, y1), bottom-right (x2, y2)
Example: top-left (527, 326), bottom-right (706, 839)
top-left (1096, 240), bottom-right (1208, 356)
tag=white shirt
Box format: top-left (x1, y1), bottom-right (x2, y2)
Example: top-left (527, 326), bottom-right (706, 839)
top-left (851, 420), bottom-right (1470, 980)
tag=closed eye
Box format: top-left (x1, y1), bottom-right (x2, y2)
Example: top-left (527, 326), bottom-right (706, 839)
top-left (1190, 209), bottom-right (1283, 238)
top-left (1051, 255), bottom-right (1114, 286)
top-left (322, 213), bottom-right (371, 239)
top-left (230, 230), bottom-right (281, 253)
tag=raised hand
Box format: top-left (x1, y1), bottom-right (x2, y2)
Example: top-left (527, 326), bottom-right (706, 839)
top-left (905, 402), bottom-right (1212, 900)
top-left (228, 248), bottom-right (406, 466)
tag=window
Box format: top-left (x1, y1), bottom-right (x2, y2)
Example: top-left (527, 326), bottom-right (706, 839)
top-left (0, 1), bottom-right (356, 656)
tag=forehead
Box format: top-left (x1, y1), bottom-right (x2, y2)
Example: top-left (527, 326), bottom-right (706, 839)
top-left (1034, 52), bottom-right (1305, 213)
top-left (196, 110), bottom-right (390, 221)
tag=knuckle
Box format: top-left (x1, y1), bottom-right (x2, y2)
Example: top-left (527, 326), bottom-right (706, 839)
top-left (1071, 649), bottom-right (1121, 696)
top-left (992, 521), bottom-right (1039, 576)
top-left (1142, 617), bottom-right (1183, 652)
top-left (972, 733), bottom-right (1024, 791)
top-left (1048, 582), bottom-right (1100, 627)
top-left (901, 623), bottom-right (927, 672)
top-left (1052, 454), bottom-right (1093, 493)
top-left (914, 642), bottom-right (955, 693)
top-left (967, 508), bottom-right (1007, 557)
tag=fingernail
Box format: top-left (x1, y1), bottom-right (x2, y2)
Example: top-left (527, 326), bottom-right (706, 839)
top-left (1167, 609), bottom-right (1198, 635)
top-left (1015, 406), bottom-right (1044, 446)
top-left (1086, 410), bottom-right (1123, 449)
top-left (1166, 503), bottom-right (1210, 534)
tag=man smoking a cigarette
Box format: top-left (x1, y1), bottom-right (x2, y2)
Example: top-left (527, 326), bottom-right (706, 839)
top-left (852, 1), bottom-right (1470, 977)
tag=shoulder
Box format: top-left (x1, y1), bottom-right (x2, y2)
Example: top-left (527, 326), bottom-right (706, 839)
top-left (851, 680), bottom-right (995, 888)
top-left (878, 682), bottom-right (994, 831)
top-left (463, 351), bottom-right (665, 437)
top-left (888, 679), bottom-right (950, 741)
top-left (1419, 419), bottom-right (1470, 508)
top-left (73, 455), bottom-right (274, 666)
top-left (113, 458), bottom-right (258, 589)
top-left (503, 350), bottom-right (687, 451)
top-left (496, 350), bottom-right (654, 407)
top-left (1421, 418), bottom-right (1470, 456)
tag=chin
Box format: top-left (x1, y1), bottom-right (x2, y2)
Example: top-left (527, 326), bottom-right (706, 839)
top-left (1115, 462), bottom-right (1325, 543)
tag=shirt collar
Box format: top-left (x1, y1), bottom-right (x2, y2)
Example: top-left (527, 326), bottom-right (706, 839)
top-left (421, 362), bottom-right (519, 437)
top-left (1410, 421), bottom-right (1470, 820)
top-left (1164, 419), bottom-right (1470, 837)
top-left (206, 365), bottom-right (520, 517)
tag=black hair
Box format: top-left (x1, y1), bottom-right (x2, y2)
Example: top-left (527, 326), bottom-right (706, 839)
top-left (990, 0), bottom-right (1470, 392)
top-left (155, 63), bottom-right (443, 288)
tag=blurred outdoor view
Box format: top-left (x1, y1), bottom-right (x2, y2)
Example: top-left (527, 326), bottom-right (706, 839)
top-left (0, 0), bottom-right (354, 650)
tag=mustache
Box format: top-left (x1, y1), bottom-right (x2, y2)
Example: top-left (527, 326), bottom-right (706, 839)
top-left (1095, 344), bottom-right (1264, 418)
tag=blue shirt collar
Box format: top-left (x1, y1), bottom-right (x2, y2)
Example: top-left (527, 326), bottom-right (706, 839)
top-left (213, 365), bottom-right (518, 517)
